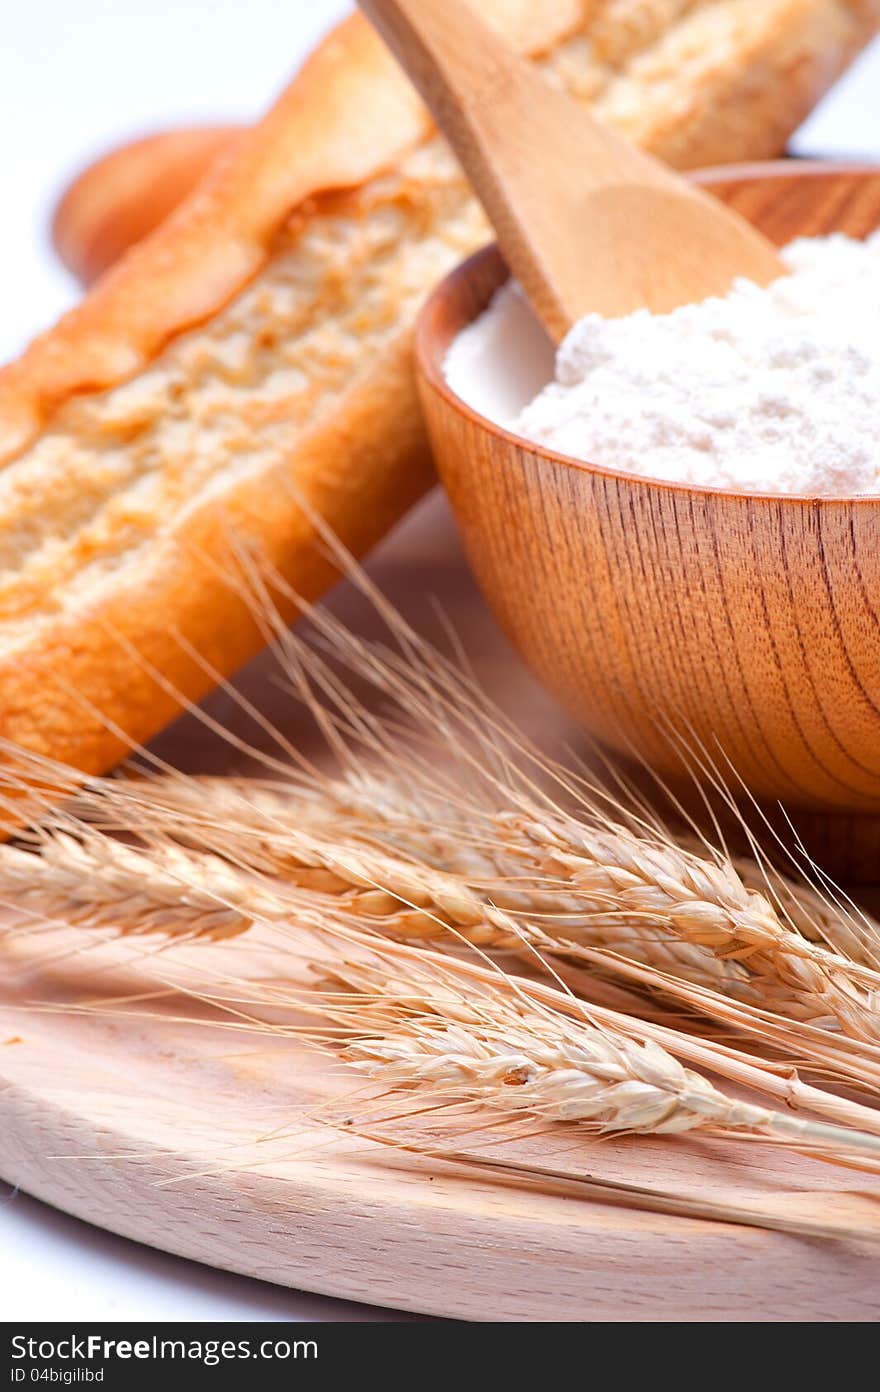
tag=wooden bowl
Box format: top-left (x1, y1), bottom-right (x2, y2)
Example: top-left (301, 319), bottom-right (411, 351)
top-left (416, 163), bottom-right (880, 879)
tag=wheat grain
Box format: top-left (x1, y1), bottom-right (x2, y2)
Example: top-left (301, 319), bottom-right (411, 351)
top-left (728, 851), bottom-right (878, 965)
top-left (84, 771), bottom-right (880, 1008)
top-left (0, 833), bottom-right (270, 940)
top-left (16, 774), bottom-right (880, 1090)
top-left (8, 780), bottom-right (880, 1161)
top-left (320, 951), bottom-right (880, 1161)
top-left (499, 811), bottom-right (880, 1040)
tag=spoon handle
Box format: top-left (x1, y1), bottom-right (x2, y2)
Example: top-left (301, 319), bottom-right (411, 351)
top-left (357, 0), bottom-right (649, 338)
top-left (358, 0), bottom-right (783, 335)
top-left (358, 0), bottom-right (660, 185)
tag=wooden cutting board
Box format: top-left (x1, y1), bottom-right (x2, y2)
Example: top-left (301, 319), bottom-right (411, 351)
top-left (2, 495), bottom-right (879, 1321)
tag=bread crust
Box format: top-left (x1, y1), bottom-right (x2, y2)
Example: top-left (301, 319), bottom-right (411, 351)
top-left (52, 127), bottom-right (240, 287)
top-left (2, 2), bottom-right (878, 777)
top-left (0, 16), bottom-right (431, 465)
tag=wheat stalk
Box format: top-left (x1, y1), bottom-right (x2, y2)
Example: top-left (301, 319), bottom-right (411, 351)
top-left (498, 811), bottom-right (880, 1039)
top-left (10, 773), bottom-right (880, 1098)
top-left (311, 943), bottom-right (880, 1164)
top-left (2, 543), bottom-right (879, 1108)
top-left (59, 769), bottom-right (880, 1047)
top-left (2, 522), bottom-right (878, 1241)
top-left (0, 833), bottom-right (270, 940)
top-left (341, 1129), bottom-right (878, 1246)
top-left (10, 812), bottom-right (880, 1150)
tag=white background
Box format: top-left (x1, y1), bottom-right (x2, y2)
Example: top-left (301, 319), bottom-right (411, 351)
top-left (1, 0), bottom-right (878, 1322)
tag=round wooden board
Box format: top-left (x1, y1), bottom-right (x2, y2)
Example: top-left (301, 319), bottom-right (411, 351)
top-left (2, 496), bottom-right (879, 1321)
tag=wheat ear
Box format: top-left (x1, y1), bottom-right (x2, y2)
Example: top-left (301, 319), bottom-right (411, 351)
top-left (496, 811), bottom-right (880, 1040)
top-left (8, 802), bottom-right (880, 1156)
top-left (0, 797), bottom-right (757, 1003)
top-left (314, 946), bottom-right (880, 1163)
top-left (84, 772), bottom-right (880, 987)
top-left (74, 772), bottom-right (880, 1044)
top-left (241, 554), bottom-right (880, 1014)
top-left (15, 779), bottom-right (880, 1096)
top-left (37, 512), bottom-right (875, 1034)
top-left (0, 833), bottom-right (276, 940)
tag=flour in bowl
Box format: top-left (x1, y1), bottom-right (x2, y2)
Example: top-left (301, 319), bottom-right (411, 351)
top-left (443, 233), bottom-right (880, 495)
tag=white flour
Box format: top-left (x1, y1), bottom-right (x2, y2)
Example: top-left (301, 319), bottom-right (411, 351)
top-left (444, 233), bottom-right (880, 494)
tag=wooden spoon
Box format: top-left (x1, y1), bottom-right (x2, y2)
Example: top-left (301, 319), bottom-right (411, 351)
top-left (358, 0), bottom-right (785, 340)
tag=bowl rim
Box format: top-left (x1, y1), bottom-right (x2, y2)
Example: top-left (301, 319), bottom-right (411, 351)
top-left (415, 159), bottom-right (880, 507)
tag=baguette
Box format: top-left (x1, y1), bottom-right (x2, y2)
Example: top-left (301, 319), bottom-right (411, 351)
top-left (2, 2), bottom-right (878, 779)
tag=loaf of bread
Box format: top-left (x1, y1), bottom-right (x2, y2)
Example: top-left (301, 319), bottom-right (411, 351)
top-left (2, 2), bottom-right (878, 778)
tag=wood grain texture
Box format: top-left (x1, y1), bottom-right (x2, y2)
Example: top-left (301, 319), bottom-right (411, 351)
top-left (359, 0), bottom-right (782, 339)
top-left (3, 958), bottom-right (877, 1324)
top-left (2, 496), bottom-right (878, 1321)
top-left (417, 163), bottom-right (880, 878)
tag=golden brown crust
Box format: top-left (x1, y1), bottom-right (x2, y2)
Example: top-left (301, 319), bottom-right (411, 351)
top-left (0, 16), bottom-right (431, 465)
top-left (0, 325), bottom-right (434, 772)
top-left (1, 0), bottom-right (878, 781)
top-left (4, 4), bottom-right (589, 465)
top-left (52, 127), bottom-right (240, 286)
